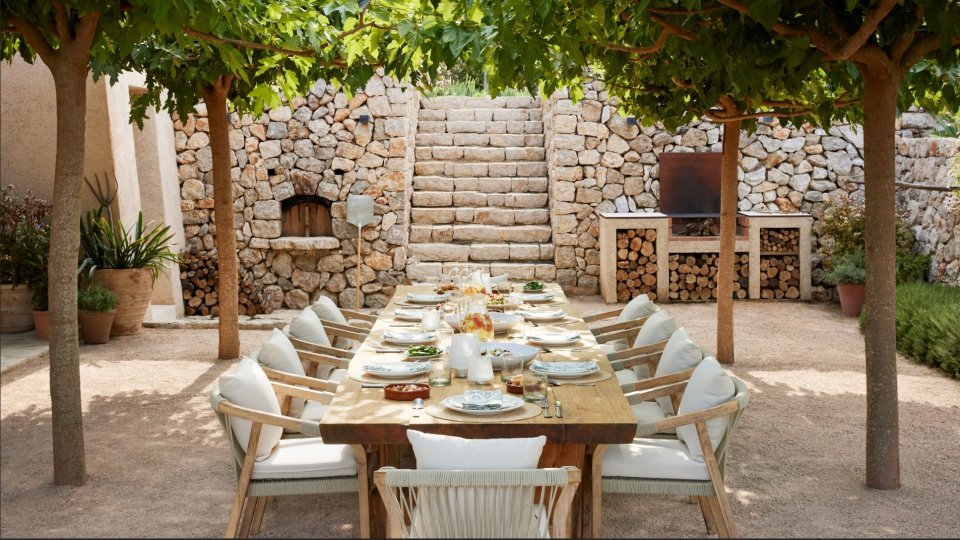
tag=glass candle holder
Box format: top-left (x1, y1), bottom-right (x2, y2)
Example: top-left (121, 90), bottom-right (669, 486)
top-left (522, 372), bottom-right (547, 404)
top-left (428, 356), bottom-right (451, 386)
top-left (449, 333), bottom-right (479, 378)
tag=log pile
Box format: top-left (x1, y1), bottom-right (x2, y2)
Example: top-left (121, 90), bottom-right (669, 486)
top-left (181, 252), bottom-right (265, 316)
top-left (760, 227), bottom-right (799, 253)
top-left (759, 256), bottom-right (801, 299)
top-left (615, 228), bottom-right (658, 302)
top-left (668, 253), bottom-right (749, 301)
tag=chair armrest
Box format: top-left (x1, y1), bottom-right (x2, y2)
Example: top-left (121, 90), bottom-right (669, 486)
top-left (590, 315), bottom-right (649, 337)
top-left (627, 380), bottom-right (688, 402)
top-left (270, 381), bottom-right (336, 403)
top-left (323, 325), bottom-right (369, 342)
top-left (623, 368), bottom-right (695, 393)
top-left (594, 326), bottom-right (642, 344)
top-left (608, 339), bottom-right (669, 360)
top-left (287, 335), bottom-right (354, 358)
top-left (261, 367), bottom-right (339, 392)
top-left (296, 349), bottom-right (350, 369)
top-left (340, 308), bottom-right (378, 323)
top-left (582, 308), bottom-right (623, 323)
top-left (323, 320), bottom-right (370, 336)
top-left (609, 351), bottom-right (662, 372)
top-left (216, 400), bottom-right (309, 433)
top-left (654, 399), bottom-right (740, 432)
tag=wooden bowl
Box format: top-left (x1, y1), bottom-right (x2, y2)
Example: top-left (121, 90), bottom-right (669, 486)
top-left (505, 381), bottom-right (523, 395)
top-left (384, 383), bottom-right (430, 401)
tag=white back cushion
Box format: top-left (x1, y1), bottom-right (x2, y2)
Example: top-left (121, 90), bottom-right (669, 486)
top-left (407, 430), bottom-right (546, 470)
top-left (675, 357), bottom-right (736, 462)
top-left (654, 328), bottom-right (704, 414)
top-left (257, 329), bottom-right (306, 416)
top-left (218, 357), bottom-right (283, 461)
top-left (634, 309), bottom-right (678, 347)
top-left (311, 296), bottom-right (348, 325)
top-left (617, 294), bottom-right (658, 322)
top-left (289, 308), bottom-right (331, 347)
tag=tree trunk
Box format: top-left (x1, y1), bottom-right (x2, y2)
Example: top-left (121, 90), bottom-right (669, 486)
top-left (859, 66), bottom-right (901, 490)
top-left (48, 64), bottom-right (88, 486)
top-left (716, 117), bottom-right (742, 364)
top-left (202, 80), bottom-right (240, 359)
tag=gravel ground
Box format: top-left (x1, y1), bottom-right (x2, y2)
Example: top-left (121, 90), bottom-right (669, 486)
top-left (1, 300), bottom-right (958, 538)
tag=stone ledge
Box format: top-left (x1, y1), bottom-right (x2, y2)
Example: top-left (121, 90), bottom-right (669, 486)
top-left (269, 236), bottom-right (340, 250)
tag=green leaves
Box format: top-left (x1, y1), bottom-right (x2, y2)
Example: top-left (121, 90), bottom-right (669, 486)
top-left (746, 0), bottom-right (782, 30)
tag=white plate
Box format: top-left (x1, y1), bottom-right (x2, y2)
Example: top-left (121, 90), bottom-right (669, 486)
top-left (406, 292), bottom-right (450, 304)
top-left (381, 331), bottom-right (438, 345)
top-left (393, 309), bottom-right (428, 321)
top-left (520, 309), bottom-right (567, 322)
top-left (445, 312), bottom-right (522, 333)
top-left (480, 342), bottom-right (539, 369)
top-left (526, 331), bottom-right (581, 346)
top-left (515, 291), bottom-right (555, 303)
top-left (362, 362), bottom-right (431, 378)
top-left (441, 394), bottom-right (525, 416)
top-left (530, 360), bottom-right (599, 378)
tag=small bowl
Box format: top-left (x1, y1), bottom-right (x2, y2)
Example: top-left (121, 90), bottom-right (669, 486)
top-left (505, 381), bottom-right (524, 395)
top-left (384, 383), bottom-right (430, 401)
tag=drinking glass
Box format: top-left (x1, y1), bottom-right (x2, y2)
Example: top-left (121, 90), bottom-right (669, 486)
top-left (428, 356), bottom-right (451, 386)
top-left (420, 309), bottom-right (441, 332)
top-left (522, 372), bottom-right (547, 404)
top-left (500, 354), bottom-right (523, 384)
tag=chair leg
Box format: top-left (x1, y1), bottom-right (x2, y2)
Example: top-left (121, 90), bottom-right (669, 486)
top-left (238, 497), bottom-right (257, 538)
top-left (225, 423), bottom-right (262, 538)
top-left (352, 444), bottom-right (371, 539)
top-left (250, 497), bottom-right (267, 535)
top-left (591, 445), bottom-right (609, 539)
top-left (697, 496), bottom-right (717, 535)
top-left (696, 421), bottom-right (739, 538)
top-left (706, 496), bottom-right (730, 538)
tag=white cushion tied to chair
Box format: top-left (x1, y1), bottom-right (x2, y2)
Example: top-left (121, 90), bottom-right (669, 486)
top-left (611, 309), bottom-right (680, 387)
top-left (284, 308), bottom-right (350, 382)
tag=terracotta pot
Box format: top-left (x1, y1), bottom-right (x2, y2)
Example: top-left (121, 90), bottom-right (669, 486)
top-left (32, 310), bottom-right (49, 340)
top-left (78, 310), bottom-right (117, 344)
top-left (838, 283), bottom-right (866, 317)
top-left (93, 268), bottom-right (153, 336)
top-left (1, 284), bottom-right (35, 333)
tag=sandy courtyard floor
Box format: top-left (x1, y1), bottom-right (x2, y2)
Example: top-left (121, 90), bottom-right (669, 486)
top-left (1, 300), bottom-right (958, 538)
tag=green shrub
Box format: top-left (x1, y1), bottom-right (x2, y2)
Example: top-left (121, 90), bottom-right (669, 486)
top-left (815, 198), bottom-right (913, 270)
top-left (78, 284), bottom-right (118, 312)
top-left (896, 252), bottom-right (931, 283)
top-left (867, 283), bottom-right (960, 379)
top-left (820, 249), bottom-right (865, 285)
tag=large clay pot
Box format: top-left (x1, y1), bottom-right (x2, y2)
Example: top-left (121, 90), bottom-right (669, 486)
top-left (78, 310), bottom-right (117, 344)
top-left (838, 283), bottom-right (866, 318)
top-left (32, 310), bottom-right (49, 340)
top-left (93, 268), bottom-right (153, 336)
top-left (0, 284), bottom-right (35, 333)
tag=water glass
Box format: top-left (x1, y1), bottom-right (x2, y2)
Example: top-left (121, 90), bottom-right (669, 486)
top-left (522, 372), bottom-right (547, 404)
top-left (500, 355), bottom-right (524, 383)
top-left (428, 356), bottom-right (451, 386)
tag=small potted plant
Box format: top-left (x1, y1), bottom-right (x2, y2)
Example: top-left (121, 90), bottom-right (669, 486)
top-left (77, 282), bottom-right (119, 344)
top-left (0, 185), bottom-right (51, 333)
top-left (821, 249), bottom-right (866, 317)
top-left (15, 220), bottom-right (52, 339)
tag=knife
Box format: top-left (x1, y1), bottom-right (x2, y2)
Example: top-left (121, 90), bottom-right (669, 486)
top-left (555, 400), bottom-right (564, 418)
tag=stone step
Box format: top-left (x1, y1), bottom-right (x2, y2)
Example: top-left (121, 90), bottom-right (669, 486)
top-left (415, 133), bottom-right (545, 148)
top-left (419, 108), bottom-right (543, 123)
top-left (409, 223), bottom-right (552, 244)
top-left (412, 176), bottom-right (548, 194)
top-left (410, 191), bottom-right (549, 210)
top-left (407, 243), bottom-right (555, 263)
top-left (406, 261), bottom-right (556, 283)
top-left (415, 146), bottom-right (545, 162)
top-left (413, 160), bottom-right (547, 178)
top-left (410, 207), bottom-right (550, 226)
top-left (419, 96), bottom-right (539, 110)
top-left (416, 119), bottom-right (543, 135)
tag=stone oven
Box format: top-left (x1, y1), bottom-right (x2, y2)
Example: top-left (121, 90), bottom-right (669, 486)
top-left (281, 195), bottom-right (333, 237)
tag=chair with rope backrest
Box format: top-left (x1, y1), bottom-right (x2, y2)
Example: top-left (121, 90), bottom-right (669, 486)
top-left (375, 467), bottom-right (581, 538)
top-left (591, 360), bottom-right (750, 538)
top-left (210, 358), bottom-right (370, 538)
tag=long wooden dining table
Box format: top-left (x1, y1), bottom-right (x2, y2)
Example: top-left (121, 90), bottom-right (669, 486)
top-left (320, 283), bottom-right (637, 537)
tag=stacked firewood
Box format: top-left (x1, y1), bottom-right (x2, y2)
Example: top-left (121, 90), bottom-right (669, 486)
top-left (180, 252), bottom-right (262, 316)
top-left (668, 253), bottom-right (749, 301)
top-left (759, 256), bottom-right (801, 299)
top-left (760, 228), bottom-right (799, 253)
top-left (615, 228), bottom-right (658, 302)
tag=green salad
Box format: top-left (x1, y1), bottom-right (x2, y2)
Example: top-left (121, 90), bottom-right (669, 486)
top-left (406, 345), bottom-right (440, 357)
top-left (523, 281), bottom-right (545, 292)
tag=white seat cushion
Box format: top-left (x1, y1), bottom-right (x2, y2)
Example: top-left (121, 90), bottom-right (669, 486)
top-left (602, 340), bottom-right (629, 359)
top-left (218, 358), bottom-right (283, 462)
top-left (617, 294), bottom-right (659, 322)
top-left (615, 369), bottom-right (640, 386)
top-left (311, 296), bottom-right (349, 325)
top-left (633, 310), bottom-right (678, 347)
top-left (653, 328), bottom-right (704, 414)
top-left (289, 308), bottom-right (332, 347)
top-left (407, 430), bottom-right (546, 470)
top-left (631, 402), bottom-right (675, 435)
top-left (602, 438), bottom-right (708, 481)
top-left (300, 400), bottom-right (329, 423)
top-left (675, 357), bottom-right (735, 462)
top-left (251, 437), bottom-right (357, 480)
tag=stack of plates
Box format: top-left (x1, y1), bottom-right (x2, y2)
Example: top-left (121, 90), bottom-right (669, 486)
top-left (520, 309), bottom-right (567, 322)
top-left (393, 308), bottom-right (428, 321)
top-left (530, 360), bottom-right (599, 378)
top-left (526, 331), bottom-right (581, 347)
top-left (515, 291), bottom-right (555, 303)
top-left (381, 331), bottom-right (437, 345)
top-left (441, 393), bottom-right (525, 415)
top-left (362, 362), bottom-right (431, 378)
top-left (406, 292), bottom-right (450, 304)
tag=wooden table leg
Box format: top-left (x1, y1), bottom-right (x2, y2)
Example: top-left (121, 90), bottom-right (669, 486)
top-left (540, 443), bottom-right (587, 538)
top-left (580, 444), bottom-right (596, 538)
top-left (369, 444), bottom-right (405, 538)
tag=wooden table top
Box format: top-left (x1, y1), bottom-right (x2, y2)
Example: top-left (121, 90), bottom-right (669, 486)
top-left (319, 284), bottom-right (638, 445)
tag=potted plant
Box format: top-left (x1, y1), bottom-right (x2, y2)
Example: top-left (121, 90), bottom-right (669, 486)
top-left (80, 209), bottom-right (179, 336)
top-left (821, 249), bottom-right (866, 317)
top-left (19, 222), bottom-right (52, 339)
top-left (77, 282), bottom-right (118, 344)
top-left (0, 185), bottom-right (51, 333)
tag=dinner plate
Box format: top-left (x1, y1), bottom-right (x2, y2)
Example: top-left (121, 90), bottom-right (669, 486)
top-left (530, 360), bottom-right (599, 378)
top-left (479, 342), bottom-right (539, 368)
top-left (381, 331), bottom-right (438, 345)
top-left (520, 309), bottom-right (567, 322)
top-left (445, 312), bottom-right (522, 333)
top-left (441, 394), bottom-right (525, 416)
top-left (515, 291), bottom-right (555, 303)
top-left (526, 331), bottom-right (581, 346)
top-left (362, 362), bottom-right (430, 378)
top-left (406, 292), bottom-right (451, 304)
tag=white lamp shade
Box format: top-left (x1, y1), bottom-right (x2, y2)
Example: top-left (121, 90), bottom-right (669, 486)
top-left (346, 194), bottom-right (376, 227)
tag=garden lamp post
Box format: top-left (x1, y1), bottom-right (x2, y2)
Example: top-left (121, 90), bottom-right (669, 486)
top-left (346, 194), bottom-right (375, 309)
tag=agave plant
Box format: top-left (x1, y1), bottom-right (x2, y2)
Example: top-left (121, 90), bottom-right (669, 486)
top-left (80, 209), bottom-right (180, 282)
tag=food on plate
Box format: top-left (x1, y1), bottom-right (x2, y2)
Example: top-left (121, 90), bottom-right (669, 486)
top-left (406, 345), bottom-right (441, 357)
top-left (523, 281), bottom-right (545, 292)
top-left (488, 294), bottom-right (506, 305)
top-left (436, 283), bottom-right (457, 293)
top-left (482, 347), bottom-right (514, 358)
top-left (390, 384), bottom-right (425, 392)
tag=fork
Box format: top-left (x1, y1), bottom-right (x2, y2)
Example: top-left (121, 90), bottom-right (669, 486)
top-left (538, 347), bottom-right (585, 353)
top-left (548, 378), bottom-right (595, 387)
top-left (541, 395), bottom-right (552, 418)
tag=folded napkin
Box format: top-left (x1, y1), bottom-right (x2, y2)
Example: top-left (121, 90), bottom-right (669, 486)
top-left (528, 331), bottom-right (580, 342)
top-left (461, 390), bottom-right (503, 410)
top-left (383, 331), bottom-right (435, 341)
top-left (363, 362), bottom-right (429, 374)
top-left (521, 309), bottom-right (565, 320)
top-left (531, 360), bottom-right (598, 374)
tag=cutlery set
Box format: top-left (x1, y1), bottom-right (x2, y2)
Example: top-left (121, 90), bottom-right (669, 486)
top-left (540, 391), bottom-right (564, 418)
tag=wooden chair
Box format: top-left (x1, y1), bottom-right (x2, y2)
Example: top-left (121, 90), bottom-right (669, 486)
top-left (591, 376), bottom-right (750, 538)
top-left (210, 382), bottom-right (371, 538)
top-left (374, 466), bottom-right (581, 538)
top-left (310, 296), bottom-right (376, 340)
top-left (258, 333), bottom-right (351, 381)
